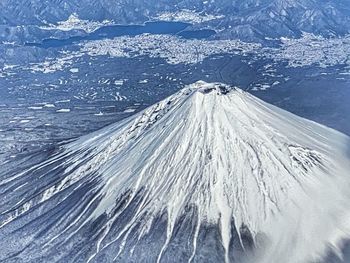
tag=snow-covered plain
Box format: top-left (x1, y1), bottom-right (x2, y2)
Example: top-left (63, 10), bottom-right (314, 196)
top-left (1, 82), bottom-right (350, 263)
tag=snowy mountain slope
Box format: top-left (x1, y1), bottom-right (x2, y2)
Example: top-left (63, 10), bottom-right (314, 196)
top-left (0, 81), bottom-right (350, 262)
top-left (200, 0), bottom-right (350, 39)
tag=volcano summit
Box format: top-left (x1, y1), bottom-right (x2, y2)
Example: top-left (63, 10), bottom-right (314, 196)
top-left (1, 81), bottom-right (350, 263)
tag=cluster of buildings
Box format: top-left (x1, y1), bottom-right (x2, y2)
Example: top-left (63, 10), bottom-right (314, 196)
top-left (3, 32), bottom-right (350, 79)
top-left (266, 33), bottom-right (350, 68)
top-left (154, 9), bottom-right (224, 23)
top-left (80, 34), bottom-right (261, 65)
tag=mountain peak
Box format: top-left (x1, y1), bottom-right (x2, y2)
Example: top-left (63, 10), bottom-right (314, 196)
top-left (191, 81), bottom-right (233, 95)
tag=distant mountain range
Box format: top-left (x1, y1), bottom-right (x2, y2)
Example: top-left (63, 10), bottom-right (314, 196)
top-left (0, 0), bottom-right (350, 43)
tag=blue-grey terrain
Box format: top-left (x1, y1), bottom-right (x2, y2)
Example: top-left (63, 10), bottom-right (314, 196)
top-left (1, 0), bottom-right (350, 42)
top-left (0, 1), bottom-right (350, 263)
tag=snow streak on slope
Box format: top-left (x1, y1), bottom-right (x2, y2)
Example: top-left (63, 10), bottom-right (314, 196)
top-left (0, 81), bottom-right (350, 263)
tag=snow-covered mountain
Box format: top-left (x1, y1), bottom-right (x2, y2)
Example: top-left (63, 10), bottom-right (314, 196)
top-left (195, 0), bottom-right (350, 40)
top-left (1, 81), bottom-right (350, 262)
